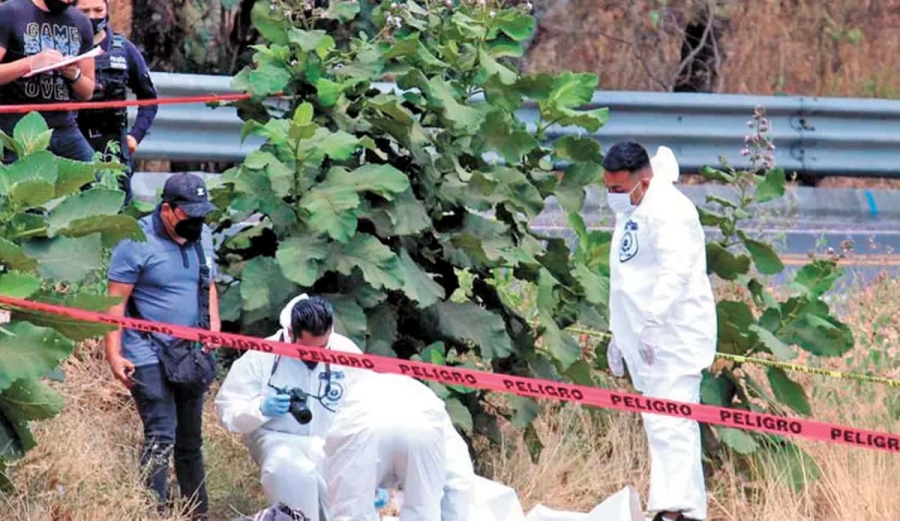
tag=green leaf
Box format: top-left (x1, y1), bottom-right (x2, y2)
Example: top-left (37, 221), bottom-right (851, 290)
top-left (572, 262), bottom-right (608, 306)
top-left (16, 292), bottom-right (120, 341)
top-left (553, 135), bottom-right (601, 163)
top-left (429, 301), bottom-right (512, 360)
top-left (477, 49), bottom-right (517, 85)
top-left (697, 207), bottom-right (727, 227)
top-left (743, 238), bottom-right (784, 275)
top-left (445, 398), bottom-right (473, 435)
top-left (0, 322), bottom-right (74, 393)
top-left (0, 273), bottom-right (40, 298)
top-left (766, 367), bottom-right (811, 416)
top-left (523, 423), bottom-right (543, 463)
top-left (287, 29), bottom-right (335, 55)
top-left (326, 0), bottom-right (360, 22)
top-left (786, 313), bottom-right (854, 357)
top-left (398, 249), bottom-right (445, 308)
top-left (516, 73), bottom-right (555, 100)
top-left (383, 189), bottom-right (430, 235)
top-left (706, 243), bottom-right (751, 280)
top-left (716, 300), bottom-right (759, 355)
top-left (555, 162), bottom-right (601, 213)
top-left (366, 303), bottom-right (397, 356)
top-left (275, 234), bottom-right (330, 286)
top-left (248, 64), bottom-right (291, 97)
top-left (385, 34), bottom-right (420, 59)
top-left (564, 359), bottom-right (595, 387)
top-left (328, 295), bottom-right (367, 347)
top-left (9, 179), bottom-right (55, 208)
top-left (12, 112), bottom-right (51, 155)
top-left (792, 260), bottom-right (841, 298)
top-left (55, 158), bottom-right (96, 196)
top-left (493, 9), bottom-right (536, 41)
top-left (718, 427), bottom-right (759, 455)
top-left (0, 238), bottom-right (37, 271)
top-left (240, 256), bottom-right (298, 313)
top-left (481, 111), bottom-right (538, 164)
top-left (22, 235), bottom-right (101, 283)
top-left (749, 324), bottom-right (794, 361)
top-left (250, 1), bottom-right (289, 45)
top-left (756, 168), bottom-right (786, 203)
top-left (332, 235), bottom-right (403, 291)
top-left (0, 377), bottom-right (64, 421)
top-left (701, 372), bottom-right (736, 407)
top-left (46, 189), bottom-right (123, 236)
top-left (549, 72), bottom-right (597, 108)
top-left (303, 128), bottom-right (360, 162)
top-left (0, 412), bottom-right (32, 460)
top-left (315, 78), bottom-right (343, 108)
top-left (542, 103), bottom-right (609, 132)
top-left (293, 102), bottom-right (314, 126)
top-left (508, 395), bottom-right (540, 429)
top-left (426, 76), bottom-right (485, 133)
top-left (536, 270), bottom-right (582, 370)
top-left (300, 187), bottom-right (360, 243)
top-left (700, 166), bottom-right (735, 183)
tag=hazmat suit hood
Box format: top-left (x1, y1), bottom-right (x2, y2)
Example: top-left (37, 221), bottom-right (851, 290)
top-left (650, 146), bottom-right (680, 184)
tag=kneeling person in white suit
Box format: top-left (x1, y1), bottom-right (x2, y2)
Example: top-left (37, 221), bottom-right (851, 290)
top-left (325, 371), bottom-right (475, 521)
top-left (215, 294), bottom-right (362, 521)
top-left (602, 142), bottom-right (717, 521)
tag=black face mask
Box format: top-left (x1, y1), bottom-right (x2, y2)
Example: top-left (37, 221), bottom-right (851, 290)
top-left (174, 218), bottom-right (204, 242)
top-left (44, 0), bottom-right (71, 14)
top-left (91, 15), bottom-right (109, 35)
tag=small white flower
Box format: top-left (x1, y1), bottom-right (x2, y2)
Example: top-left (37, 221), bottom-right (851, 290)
top-left (489, 10), bottom-right (496, 17)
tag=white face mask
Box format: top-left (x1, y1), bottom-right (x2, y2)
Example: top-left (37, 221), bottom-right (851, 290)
top-left (606, 181), bottom-right (642, 214)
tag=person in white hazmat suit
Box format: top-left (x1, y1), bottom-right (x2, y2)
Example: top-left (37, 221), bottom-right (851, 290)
top-left (602, 141), bottom-right (717, 521)
top-left (324, 370), bottom-right (475, 521)
top-left (215, 294), bottom-right (363, 521)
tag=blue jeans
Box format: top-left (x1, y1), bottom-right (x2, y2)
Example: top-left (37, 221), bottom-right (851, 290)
top-left (1, 123), bottom-right (95, 164)
top-left (130, 363), bottom-right (209, 519)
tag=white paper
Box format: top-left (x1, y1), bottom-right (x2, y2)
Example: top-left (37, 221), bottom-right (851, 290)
top-left (22, 46), bottom-right (103, 78)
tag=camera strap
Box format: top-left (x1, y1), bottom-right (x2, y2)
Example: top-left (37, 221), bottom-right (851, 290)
top-left (268, 330), bottom-right (333, 398)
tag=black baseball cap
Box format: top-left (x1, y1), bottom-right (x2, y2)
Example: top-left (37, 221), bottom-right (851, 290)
top-left (161, 174), bottom-right (217, 218)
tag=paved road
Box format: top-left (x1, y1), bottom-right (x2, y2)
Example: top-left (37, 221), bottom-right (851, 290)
top-left (133, 171), bottom-right (900, 288)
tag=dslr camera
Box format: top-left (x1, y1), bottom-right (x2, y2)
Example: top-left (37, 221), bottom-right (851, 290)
top-left (273, 386), bottom-right (313, 424)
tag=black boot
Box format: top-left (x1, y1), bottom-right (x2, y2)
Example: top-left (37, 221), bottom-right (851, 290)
top-left (652, 513), bottom-right (701, 521)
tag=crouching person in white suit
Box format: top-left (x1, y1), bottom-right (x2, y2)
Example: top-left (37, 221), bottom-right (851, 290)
top-left (325, 371), bottom-right (475, 521)
top-left (215, 294), bottom-right (362, 521)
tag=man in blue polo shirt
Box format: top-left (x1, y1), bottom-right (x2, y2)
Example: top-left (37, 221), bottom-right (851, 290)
top-left (104, 173), bottom-right (220, 520)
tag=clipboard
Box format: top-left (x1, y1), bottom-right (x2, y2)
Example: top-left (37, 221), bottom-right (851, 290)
top-left (22, 46), bottom-right (103, 78)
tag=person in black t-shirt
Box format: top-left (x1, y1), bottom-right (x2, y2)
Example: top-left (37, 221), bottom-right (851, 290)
top-left (0, 0), bottom-right (96, 163)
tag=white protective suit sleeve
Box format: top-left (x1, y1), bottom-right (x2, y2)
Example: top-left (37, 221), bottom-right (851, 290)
top-left (215, 350), bottom-right (270, 435)
top-left (441, 414), bottom-right (474, 521)
top-left (642, 211), bottom-right (705, 329)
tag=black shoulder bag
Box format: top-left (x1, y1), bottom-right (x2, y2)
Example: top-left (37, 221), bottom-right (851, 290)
top-left (156, 240), bottom-right (218, 397)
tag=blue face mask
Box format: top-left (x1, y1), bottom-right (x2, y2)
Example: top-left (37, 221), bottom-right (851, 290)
top-left (606, 182), bottom-right (642, 215)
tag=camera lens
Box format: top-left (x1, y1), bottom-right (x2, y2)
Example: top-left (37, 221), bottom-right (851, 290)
top-left (289, 395), bottom-right (313, 424)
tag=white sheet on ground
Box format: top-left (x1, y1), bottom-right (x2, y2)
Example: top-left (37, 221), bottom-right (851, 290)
top-left (381, 476), bottom-right (643, 521)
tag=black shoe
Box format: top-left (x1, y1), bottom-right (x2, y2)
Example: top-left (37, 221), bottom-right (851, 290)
top-left (652, 514), bottom-right (701, 521)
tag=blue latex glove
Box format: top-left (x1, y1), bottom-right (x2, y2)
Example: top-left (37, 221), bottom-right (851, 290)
top-left (374, 488), bottom-right (390, 509)
top-left (260, 393), bottom-right (291, 417)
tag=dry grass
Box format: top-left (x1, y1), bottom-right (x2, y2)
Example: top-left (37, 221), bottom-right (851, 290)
top-left (527, 0), bottom-right (900, 98)
top-left (5, 275), bottom-right (900, 520)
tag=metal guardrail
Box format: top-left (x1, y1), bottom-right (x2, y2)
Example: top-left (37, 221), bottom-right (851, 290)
top-left (132, 72), bottom-right (900, 176)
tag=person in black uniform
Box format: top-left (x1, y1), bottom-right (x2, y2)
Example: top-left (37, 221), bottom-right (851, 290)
top-left (76, 0), bottom-right (158, 206)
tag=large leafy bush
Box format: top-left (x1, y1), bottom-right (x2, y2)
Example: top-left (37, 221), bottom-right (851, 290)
top-left (0, 113), bottom-right (143, 485)
top-left (213, 0), bottom-right (608, 450)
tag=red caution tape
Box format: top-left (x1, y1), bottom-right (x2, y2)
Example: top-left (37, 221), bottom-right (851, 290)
top-left (0, 93), bottom-right (253, 114)
top-left (0, 294), bottom-right (896, 454)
